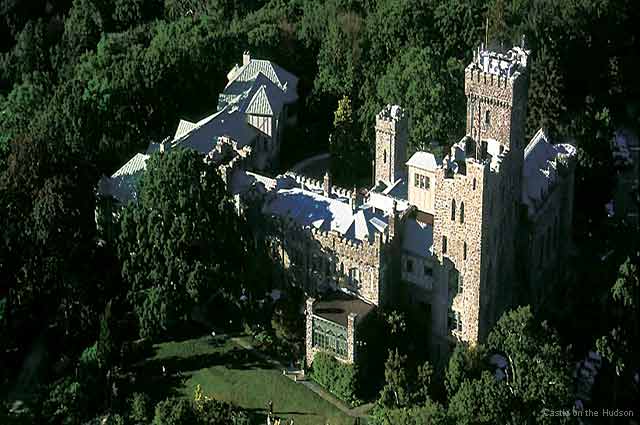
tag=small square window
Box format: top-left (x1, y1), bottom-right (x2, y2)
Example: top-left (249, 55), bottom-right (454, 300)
top-left (424, 265), bottom-right (433, 277)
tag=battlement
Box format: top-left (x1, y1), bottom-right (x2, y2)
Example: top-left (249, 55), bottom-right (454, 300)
top-left (376, 104), bottom-right (405, 124)
top-left (269, 213), bottom-right (384, 262)
top-left (284, 171), bottom-right (355, 199)
top-left (469, 44), bottom-right (530, 78)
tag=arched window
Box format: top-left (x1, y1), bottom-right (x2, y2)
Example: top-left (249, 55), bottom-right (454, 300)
top-left (451, 200), bottom-right (456, 221)
top-left (460, 202), bottom-right (465, 224)
top-left (442, 236), bottom-right (448, 254)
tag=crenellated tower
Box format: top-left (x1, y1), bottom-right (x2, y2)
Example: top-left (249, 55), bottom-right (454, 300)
top-left (432, 42), bottom-right (531, 345)
top-left (375, 105), bottom-right (408, 186)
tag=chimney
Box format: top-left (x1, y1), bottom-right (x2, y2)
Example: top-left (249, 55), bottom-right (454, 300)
top-left (389, 200), bottom-right (398, 238)
top-left (243, 51), bottom-right (251, 66)
top-left (349, 186), bottom-right (357, 211)
top-left (323, 172), bottom-right (332, 198)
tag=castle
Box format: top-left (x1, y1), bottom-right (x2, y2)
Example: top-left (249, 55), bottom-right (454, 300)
top-left (97, 44), bottom-right (577, 368)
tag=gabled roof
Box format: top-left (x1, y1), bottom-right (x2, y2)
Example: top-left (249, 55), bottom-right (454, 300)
top-left (171, 107), bottom-right (257, 154)
top-left (407, 151), bottom-right (438, 171)
top-left (245, 85), bottom-right (274, 116)
top-left (522, 128), bottom-right (576, 216)
top-left (98, 153), bottom-right (150, 203)
top-left (174, 119), bottom-right (198, 139)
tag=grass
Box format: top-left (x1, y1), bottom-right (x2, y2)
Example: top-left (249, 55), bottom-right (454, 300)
top-left (135, 335), bottom-right (354, 425)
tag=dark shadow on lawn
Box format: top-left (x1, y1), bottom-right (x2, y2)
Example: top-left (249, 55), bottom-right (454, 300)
top-left (244, 407), bottom-right (315, 425)
top-left (129, 342), bottom-right (273, 404)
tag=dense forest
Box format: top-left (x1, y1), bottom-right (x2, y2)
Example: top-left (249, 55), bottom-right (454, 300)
top-left (1, 0), bottom-right (639, 424)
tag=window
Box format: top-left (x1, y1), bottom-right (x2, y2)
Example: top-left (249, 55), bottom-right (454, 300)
top-left (473, 178), bottom-right (477, 190)
top-left (451, 200), bottom-right (456, 221)
top-left (349, 267), bottom-right (359, 285)
top-left (463, 242), bottom-right (468, 260)
top-left (485, 110), bottom-right (491, 126)
top-left (442, 236), bottom-right (448, 254)
top-left (448, 310), bottom-right (462, 332)
top-left (414, 174), bottom-right (430, 189)
top-left (384, 150), bottom-right (387, 164)
top-left (312, 317), bottom-right (348, 358)
top-left (458, 274), bottom-right (464, 294)
top-left (460, 202), bottom-right (465, 224)
top-left (406, 259), bottom-right (414, 273)
top-left (424, 265), bottom-right (433, 277)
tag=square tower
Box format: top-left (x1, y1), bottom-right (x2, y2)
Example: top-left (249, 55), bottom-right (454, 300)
top-left (465, 44), bottom-right (530, 155)
top-left (375, 105), bottom-right (408, 186)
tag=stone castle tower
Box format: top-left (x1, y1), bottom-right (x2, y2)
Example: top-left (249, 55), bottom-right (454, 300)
top-left (432, 44), bottom-right (531, 344)
top-left (374, 105), bottom-right (408, 186)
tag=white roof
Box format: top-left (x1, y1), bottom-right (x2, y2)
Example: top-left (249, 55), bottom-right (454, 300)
top-left (406, 151), bottom-right (438, 171)
top-left (522, 128), bottom-right (576, 216)
top-left (262, 187), bottom-right (390, 242)
top-left (98, 153), bottom-right (150, 203)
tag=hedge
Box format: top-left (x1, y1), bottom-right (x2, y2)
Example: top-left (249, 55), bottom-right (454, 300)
top-left (311, 352), bottom-right (359, 405)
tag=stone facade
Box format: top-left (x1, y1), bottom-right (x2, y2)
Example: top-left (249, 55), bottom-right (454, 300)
top-left (375, 105), bottom-right (408, 185)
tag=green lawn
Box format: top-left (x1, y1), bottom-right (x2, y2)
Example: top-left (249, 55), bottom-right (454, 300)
top-left (137, 335), bottom-right (354, 425)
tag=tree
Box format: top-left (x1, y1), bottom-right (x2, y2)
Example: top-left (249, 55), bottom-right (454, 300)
top-left (415, 360), bottom-right (433, 404)
top-left (329, 95), bottom-right (367, 184)
top-left (152, 398), bottom-right (196, 425)
top-left (129, 392), bottom-right (152, 425)
top-left (447, 371), bottom-right (513, 425)
top-left (379, 349), bottom-right (410, 408)
top-left (370, 399), bottom-right (447, 425)
top-left (486, 306), bottom-right (573, 424)
top-left (97, 300), bottom-right (116, 369)
top-left (376, 46), bottom-right (465, 154)
top-left (526, 44), bottom-right (565, 139)
top-left (119, 149), bottom-right (251, 338)
top-left (444, 342), bottom-right (482, 398)
top-left (43, 377), bottom-right (86, 425)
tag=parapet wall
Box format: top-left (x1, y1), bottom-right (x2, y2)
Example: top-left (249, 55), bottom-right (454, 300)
top-left (284, 171), bottom-right (355, 199)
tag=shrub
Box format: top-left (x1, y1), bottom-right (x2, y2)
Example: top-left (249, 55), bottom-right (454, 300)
top-left (311, 352), bottom-right (359, 405)
top-left (152, 398), bottom-right (195, 425)
top-left (128, 392), bottom-right (151, 425)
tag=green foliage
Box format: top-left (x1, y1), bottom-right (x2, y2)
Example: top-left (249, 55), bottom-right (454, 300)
top-left (311, 352), bottom-right (359, 405)
top-left (369, 399), bottom-right (448, 425)
top-left (129, 392), bottom-right (152, 425)
top-left (152, 398), bottom-right (196, 425)
top-left (97, 300), bottom-right (116, 369)
top-left (447, 371), bottom-right (513, 425)
top-left (444, 342), bottom-right (482, 397)
top-left (43, 377), bottom-right (86, 425)
top-left (329, 95), bottom-right (367, 184)
top-left (376, 47), bottom-right (464, 153)
top-left (137, 285), bottom-right (175, 339)
top-left (119, 149), bottom-right (250, 338)
top-left (611, 257), bottom-right (639, 310)
top-left (379, 349), bottom-right (410, 408)
top-left (486, 306), bottom-right (573, 424)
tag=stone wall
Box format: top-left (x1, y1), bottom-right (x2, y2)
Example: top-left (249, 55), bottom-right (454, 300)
top-left (267, 215), bottom-right (386, 305)
top-left (305, 298), bottom-right (359, 366)
top-left (375, 105), bottom-right (408, 185)
top-left (433, 160), bottom-right (488, 345)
